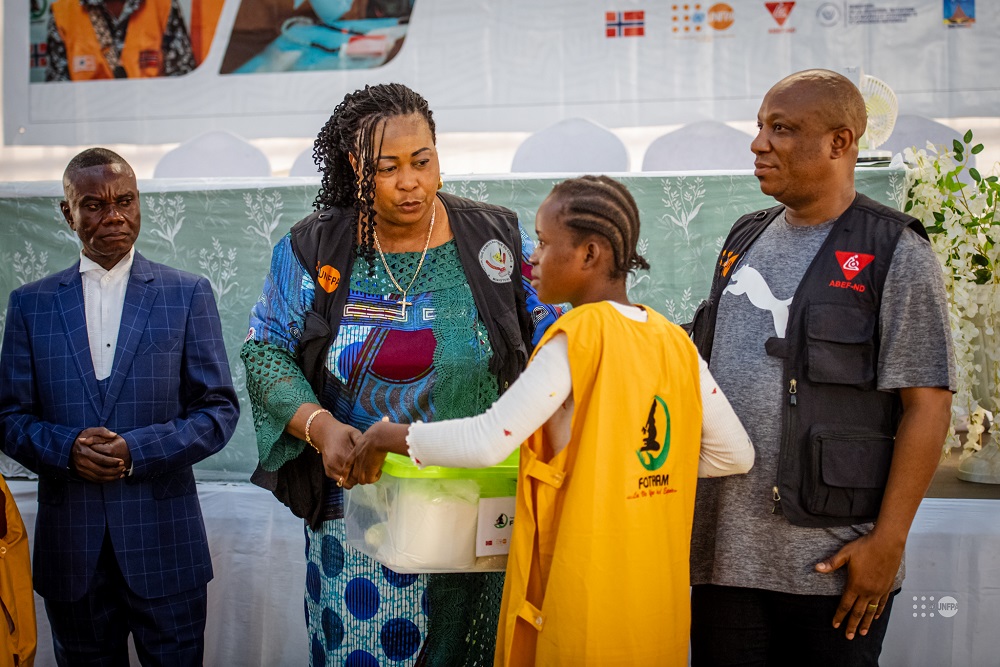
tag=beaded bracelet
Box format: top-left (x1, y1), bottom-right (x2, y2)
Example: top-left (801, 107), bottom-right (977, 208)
top-left (304, 408), bottom-right (331, 453)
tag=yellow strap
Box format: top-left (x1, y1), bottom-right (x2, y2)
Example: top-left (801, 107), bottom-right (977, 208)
top-left (516, 601), bottom-right (545, 632)
top-left (523, 457), bottom-right (565, 488)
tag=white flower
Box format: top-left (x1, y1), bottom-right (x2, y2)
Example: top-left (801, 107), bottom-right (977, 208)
top-left (905, 132), bottom-right (1000, 456)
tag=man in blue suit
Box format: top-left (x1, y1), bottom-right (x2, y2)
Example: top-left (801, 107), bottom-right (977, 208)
top-left (0, 148), bottom-right (239, 665)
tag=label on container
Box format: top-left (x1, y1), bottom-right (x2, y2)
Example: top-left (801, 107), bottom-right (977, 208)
top-left (476, 496), bottom-right (516, 557)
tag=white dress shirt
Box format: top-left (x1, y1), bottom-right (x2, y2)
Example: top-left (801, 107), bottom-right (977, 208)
top-left (79, 248), bottom-right (135, 381)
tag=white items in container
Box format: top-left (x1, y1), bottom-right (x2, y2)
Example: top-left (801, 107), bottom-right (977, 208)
top-left (344, 452), bottom-right (518, 573)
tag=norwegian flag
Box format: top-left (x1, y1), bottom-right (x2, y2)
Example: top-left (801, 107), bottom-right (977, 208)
top-left (606, 11), bottom-right (645, 37)
top-left (31, 42), bottom-right (48, 69)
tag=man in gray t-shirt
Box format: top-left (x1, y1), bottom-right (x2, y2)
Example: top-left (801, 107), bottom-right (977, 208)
top-left (689, 70), bottom-right (955, 666)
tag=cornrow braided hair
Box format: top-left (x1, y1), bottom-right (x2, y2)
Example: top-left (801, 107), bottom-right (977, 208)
top-left (549, 175), bottom-right (650, 278)
top-left (311, 83), bottom-right (437, 265)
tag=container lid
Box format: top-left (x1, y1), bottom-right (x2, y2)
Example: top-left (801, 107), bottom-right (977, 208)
top-left (381, 450), bottom-right (519, 479)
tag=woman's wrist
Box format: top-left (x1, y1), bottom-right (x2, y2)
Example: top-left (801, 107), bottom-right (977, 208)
top-left (289, 403), bottom-right (339, 450)
top-left (308, 412), bottom-right (342, 453)
top-left (304, 408), bottom-right (331, 453)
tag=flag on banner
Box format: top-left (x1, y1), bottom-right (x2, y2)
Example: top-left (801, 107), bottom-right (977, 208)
top-left (606, 11), bottom-right (646, 37)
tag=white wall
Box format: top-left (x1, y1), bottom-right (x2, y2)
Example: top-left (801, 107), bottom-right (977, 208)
top-left (1, 4), bottom-right (997, 181)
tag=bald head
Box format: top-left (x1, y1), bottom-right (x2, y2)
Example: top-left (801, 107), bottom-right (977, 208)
top-left (751, 69), bottom-right (866, 224)
top-left (63, 148), bottom-right (133, 191)
top-left (769, 69), bottom-right (868, 144)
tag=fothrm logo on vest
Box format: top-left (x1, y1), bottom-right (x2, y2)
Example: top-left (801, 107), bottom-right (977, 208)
top-left (629, 396), bottom-right (676, 499)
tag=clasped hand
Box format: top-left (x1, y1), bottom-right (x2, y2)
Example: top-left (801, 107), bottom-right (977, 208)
top-left (71, 426), bottom-right (131, 482)
top-left (314, 417), bottom-right (407, 489)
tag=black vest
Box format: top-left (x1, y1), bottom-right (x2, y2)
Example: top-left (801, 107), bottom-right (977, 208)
top-left (251, 192), bottom-right (534, 527)
top-left (690, 193), bottom-right (928, 527)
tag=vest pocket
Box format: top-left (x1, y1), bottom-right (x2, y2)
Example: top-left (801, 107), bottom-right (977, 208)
top-left (805, 425), bottom-right (893, 520)
top-left (806, 304), bottom-right (876, 388)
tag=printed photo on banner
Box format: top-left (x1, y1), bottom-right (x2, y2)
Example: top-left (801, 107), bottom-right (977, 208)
top-left (943, 0), bottom-right (974, 26)
top-left (30, 0), bottom-right (224, 83)
top-left (219, 0), bottom-right (414, 74)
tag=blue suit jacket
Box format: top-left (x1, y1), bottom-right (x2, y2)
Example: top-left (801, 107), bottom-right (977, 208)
top-left (0, 253), bottom-right (239, 602)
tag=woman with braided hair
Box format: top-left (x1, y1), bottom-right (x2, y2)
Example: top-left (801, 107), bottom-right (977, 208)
top-left (241, 83), bottom-right (558, 665)
top-left (349, 175), bottom-right (755, 665)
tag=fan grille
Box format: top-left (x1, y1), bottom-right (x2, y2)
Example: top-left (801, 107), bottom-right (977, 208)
top-left (859, 75), bottom-right (898, 150)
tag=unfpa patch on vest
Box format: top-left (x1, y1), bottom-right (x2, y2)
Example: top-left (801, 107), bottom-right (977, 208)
top-left (317, 265), bottom-right (341, 293)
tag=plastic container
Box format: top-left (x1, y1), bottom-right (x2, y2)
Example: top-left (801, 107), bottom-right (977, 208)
top-left (344, 451), bottom-right (519, 573)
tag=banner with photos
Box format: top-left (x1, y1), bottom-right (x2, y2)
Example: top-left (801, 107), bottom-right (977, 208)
top-left (5, 1), bottom-right (997, 146)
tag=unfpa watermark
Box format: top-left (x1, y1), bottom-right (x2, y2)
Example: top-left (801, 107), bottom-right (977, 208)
top-left (911, 595), bottom-right (959, 619)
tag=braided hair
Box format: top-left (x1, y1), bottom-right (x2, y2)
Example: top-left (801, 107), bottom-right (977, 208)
top-left (548, 175), bottom-right (650, 279)
top-left (312, 83), bottom-right (437, 264)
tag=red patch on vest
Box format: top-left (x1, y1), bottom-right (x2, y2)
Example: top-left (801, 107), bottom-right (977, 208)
top-left (139, 50), bottom-right (161, 69)
top-left (835, 251), bottom-right (875, 281)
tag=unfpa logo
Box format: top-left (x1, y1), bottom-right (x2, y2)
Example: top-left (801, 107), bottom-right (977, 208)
top-left (912, 595), bottom-right (959, 619)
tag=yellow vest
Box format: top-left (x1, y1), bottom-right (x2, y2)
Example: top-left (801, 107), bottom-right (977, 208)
top-left (0, 477), bottom-right (36, 667)
top-left (496, 302), bottom-right (703, 666)
top-left (51, 0), bottom-right (171, 80)
top-left (189, 0), bottom-right (224, 65)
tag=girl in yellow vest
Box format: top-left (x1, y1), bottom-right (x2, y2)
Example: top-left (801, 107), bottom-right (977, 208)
top-left (348, 175), bottom-right (754, 666)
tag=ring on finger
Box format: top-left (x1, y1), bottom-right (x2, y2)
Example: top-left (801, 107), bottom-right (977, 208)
top-left (337, 476), bottom-right (344, 487)
top-left (866, 603), bottom-right (878, 611)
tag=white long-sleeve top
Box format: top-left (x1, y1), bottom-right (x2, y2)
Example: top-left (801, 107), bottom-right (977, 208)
top-left (407, 302), bottom-right (754, 477)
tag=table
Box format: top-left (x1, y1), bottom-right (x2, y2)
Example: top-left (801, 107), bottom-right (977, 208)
top-left (9, 481), bottom-right (998, 666)
top-left (879, 498), bottom-right (1000, 666)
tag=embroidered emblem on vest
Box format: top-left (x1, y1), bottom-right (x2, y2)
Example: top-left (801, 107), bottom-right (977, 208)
top-left (719, 250), bottom-right (740, 277)
top-left (835, 251), bottom-right (875, 281)
top-left (316, 264), bottom-right (341, 293)
top-left (478, 240), bottom-right (514, 283)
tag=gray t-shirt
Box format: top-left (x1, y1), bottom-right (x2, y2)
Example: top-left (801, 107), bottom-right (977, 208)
top-left (690, 209), bottom-right (956, 596)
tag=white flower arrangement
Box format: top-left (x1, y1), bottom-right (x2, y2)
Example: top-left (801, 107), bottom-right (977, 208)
top-left (903, 131), bottom-right (999, 456)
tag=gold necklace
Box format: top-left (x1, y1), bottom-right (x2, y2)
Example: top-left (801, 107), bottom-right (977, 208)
top-left (372, 199), bottom-right (436, 319)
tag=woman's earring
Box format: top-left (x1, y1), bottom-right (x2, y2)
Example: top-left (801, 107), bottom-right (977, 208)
top-left (438, 178), bottom-right (444, 190)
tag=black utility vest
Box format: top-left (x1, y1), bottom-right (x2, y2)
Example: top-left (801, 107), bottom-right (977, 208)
top-left (251, 192), bottom-right (534, 528)
top-left (690, 193), bottom-right (928, 527)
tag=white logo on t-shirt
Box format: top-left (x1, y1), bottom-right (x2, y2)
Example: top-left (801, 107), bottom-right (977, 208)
top-left (722, 264), bottom-right (793, 337)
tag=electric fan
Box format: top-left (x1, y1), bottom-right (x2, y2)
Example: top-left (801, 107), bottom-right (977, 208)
top-left (857, 74), bottom-right (898, 163)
